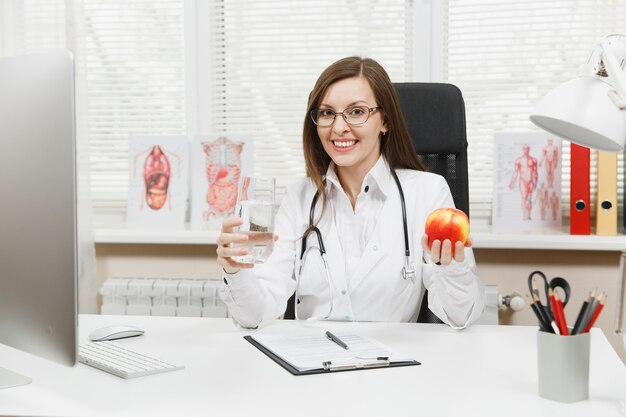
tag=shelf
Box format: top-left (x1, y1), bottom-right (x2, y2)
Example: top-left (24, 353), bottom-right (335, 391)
top-left (93, 222), bottom-right (626, 251)
top-left (94, 222), bottom-right (218, 245)
top-left (471, 227), bottom-right (626, 251)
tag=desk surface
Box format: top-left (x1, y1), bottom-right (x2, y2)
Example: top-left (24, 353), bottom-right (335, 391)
top-left (1, 315), bottom-right (625, 417)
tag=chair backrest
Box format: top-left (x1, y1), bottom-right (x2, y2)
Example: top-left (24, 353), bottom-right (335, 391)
top-left (283, 82), bottom-right (470, 322)
top-left (394, 82), bottom-right (470, 324)
top-left (394, 82), bottom-right (469, 216)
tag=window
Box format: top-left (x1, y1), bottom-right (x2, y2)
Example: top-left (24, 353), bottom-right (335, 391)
top-left (8, 0), bottom-right (624, 227)
top-left (443, 0), bottom-right (626, 223)
top-left (1, 0), bottom-right (187, 217)
top-left (204, 0), bottom-right (413, 196)
top-left (1, 0), bottom-right (412, 218)
top-left (80, 0), bottom-right (187, 215)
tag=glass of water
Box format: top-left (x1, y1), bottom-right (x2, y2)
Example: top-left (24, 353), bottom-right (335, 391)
top-left (232, 176), bottom-right (276, 264)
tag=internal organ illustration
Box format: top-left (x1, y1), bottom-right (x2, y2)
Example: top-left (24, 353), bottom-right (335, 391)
top-left (203, 136), bottom-right (244, 220)
top-left (143, 145), bottom-right (171, 210)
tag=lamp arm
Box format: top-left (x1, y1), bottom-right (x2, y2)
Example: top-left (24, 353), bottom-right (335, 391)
top-left (600, 37), bottom-right (626, 106)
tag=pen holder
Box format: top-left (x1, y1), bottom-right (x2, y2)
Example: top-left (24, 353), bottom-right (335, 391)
top-left (537, 330), bottom-right (590, 403)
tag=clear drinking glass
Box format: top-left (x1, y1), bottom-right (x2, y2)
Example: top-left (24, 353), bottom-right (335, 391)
top-left (232, 176), bottom-right (276, 264)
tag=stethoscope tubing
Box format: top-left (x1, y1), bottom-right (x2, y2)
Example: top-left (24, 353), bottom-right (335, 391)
top-left (295, 170), bottom-right (414, 320)
top-left (300, 169), bottom-right (411, 272)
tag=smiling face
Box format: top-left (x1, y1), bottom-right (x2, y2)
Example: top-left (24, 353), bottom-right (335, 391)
top-left (316, 76), bottom-right (387, 180)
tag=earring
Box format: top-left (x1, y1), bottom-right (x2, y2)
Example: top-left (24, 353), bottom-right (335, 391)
top-left (381, 131), bottom-right (387, 136)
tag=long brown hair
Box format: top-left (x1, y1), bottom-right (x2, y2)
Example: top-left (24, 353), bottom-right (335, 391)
top-left (302, 56), bottom-right (426, 217)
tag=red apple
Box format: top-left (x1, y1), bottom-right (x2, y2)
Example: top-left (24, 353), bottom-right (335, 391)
top-left (425, 207), bottom-right (470, 256)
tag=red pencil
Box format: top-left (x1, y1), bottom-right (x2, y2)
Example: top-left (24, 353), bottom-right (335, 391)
top-left (549, 288), bottom-right (568, 335)
top-left (583, 293), bottom-right (606, 333)
top-left (555, 292), bottom-right (569, 336)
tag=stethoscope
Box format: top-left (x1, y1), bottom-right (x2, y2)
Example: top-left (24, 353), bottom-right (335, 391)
top-left (296, 169), bottom-right (415, 321)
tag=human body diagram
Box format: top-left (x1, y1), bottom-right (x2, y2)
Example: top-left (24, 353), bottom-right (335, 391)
top-left (506, 138), bottom-right (560, 222)
top-left (540, 138), bottom-right (559, 188)
top-left (508, 145), bottom-right (538, 220)
top-left (133, 145), bottom-right (181, 211)
top-left (534, 182), bottom-right (548, 221)
top-left (201, 136), bottom-right (245, 221)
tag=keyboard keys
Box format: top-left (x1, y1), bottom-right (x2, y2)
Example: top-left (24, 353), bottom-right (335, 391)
top-left (78, 341), bottom-right (184, 379)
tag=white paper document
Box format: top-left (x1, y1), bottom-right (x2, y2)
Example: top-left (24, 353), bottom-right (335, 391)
top-left (249, 329), bottom-right (414, 372)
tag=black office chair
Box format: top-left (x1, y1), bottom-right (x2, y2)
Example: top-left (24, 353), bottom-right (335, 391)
top-left (283, 83), bottom-right (470, 323)
top-left (395, 82), bottom-right (470, 324)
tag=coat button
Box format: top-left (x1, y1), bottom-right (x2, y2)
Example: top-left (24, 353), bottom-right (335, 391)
top-left (373, 245), bottom-right (378, 251)
top-left (341, 290), bottom-right (347, 295)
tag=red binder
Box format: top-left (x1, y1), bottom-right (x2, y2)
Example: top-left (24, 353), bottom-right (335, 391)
top-left (570, 143), bottom-right (590, 234)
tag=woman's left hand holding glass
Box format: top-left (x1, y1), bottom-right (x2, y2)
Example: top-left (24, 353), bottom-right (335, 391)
top-left (421, 234), bottom-right (472, 266)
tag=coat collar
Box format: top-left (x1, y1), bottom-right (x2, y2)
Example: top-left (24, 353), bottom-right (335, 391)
top-left (324, 156), bottom-right (394, 199)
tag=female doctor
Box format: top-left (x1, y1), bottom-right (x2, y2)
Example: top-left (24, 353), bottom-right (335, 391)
top-left (217, 56), bottom-right (484, 329)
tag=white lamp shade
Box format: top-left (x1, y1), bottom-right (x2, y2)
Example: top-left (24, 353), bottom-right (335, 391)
top-left (530, 77), bottom-right (626, 152)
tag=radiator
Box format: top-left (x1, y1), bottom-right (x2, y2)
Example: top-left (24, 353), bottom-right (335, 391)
top-left (100, 279), bottom-right (512, 323)
top-left (100, 277), bottom-right (228, 318)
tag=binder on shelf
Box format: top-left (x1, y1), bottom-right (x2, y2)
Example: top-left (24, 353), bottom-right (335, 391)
top-left (596, 150), bottom-right (618, 235)
top-left (570, 143), bottom-right (591, 235)
top-left (244, 330), bottom-right (420, 375)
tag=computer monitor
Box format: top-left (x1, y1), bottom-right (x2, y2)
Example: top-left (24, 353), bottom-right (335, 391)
top-left (0, 50), bottom-right (77, 388)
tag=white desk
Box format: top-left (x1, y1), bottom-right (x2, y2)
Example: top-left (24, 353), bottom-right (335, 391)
top-left (1, 315), bottom-right (625, 417)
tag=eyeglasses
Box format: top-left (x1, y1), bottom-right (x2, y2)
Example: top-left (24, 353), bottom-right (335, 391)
top-left (310, 105), bottom-right (381, 127)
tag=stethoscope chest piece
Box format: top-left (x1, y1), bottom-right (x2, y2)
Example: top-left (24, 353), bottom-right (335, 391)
top-left (402, 263), bottom-right (416, 283)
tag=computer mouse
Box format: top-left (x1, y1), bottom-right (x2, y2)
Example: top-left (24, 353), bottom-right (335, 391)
top-left (89, 324), bottom-right (145, 342)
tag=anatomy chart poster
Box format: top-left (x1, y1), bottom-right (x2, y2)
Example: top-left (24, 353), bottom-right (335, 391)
top-left (492, 132), bottom-right (562, 232)
top-left (126, 136), bottom-right (189, 228)
top-left (190, 135), bottom-right (254, 230)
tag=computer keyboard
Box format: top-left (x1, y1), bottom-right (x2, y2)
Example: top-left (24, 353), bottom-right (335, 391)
top-left (79, 341), bottom-right (184, 379)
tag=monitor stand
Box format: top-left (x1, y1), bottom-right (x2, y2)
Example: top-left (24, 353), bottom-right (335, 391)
top-left (0, 366), bottom-right (32, 389)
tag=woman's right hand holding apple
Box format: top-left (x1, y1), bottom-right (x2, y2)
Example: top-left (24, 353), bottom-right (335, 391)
top-left (216, 217), bottom-right (253, 274)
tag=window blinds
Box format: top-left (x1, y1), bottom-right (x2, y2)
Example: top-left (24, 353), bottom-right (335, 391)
top-left (11, 1), bottom-right (624, 226)
top-left (208, 0), bottom-right (413, 196)
top-left (443, 0), bottom-right (626, 223)
top-left (81, 0), bottom-right (187, 214)
top-left (5, 0), bottom-right (66, 54)
top-left (2, 0), bottom-right (187, 215)
top-left (4, 0), bottom-right (411, 213)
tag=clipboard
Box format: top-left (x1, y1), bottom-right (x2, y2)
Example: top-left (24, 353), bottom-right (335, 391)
top-left (244, 334), bottom-right (421, 375)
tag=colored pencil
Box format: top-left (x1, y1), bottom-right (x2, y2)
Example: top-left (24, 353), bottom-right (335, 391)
top-left (580, 289), bottom-right (599, 333)
top-left (554, 292), bottom-right (569, 335)
top-left (583, 293), bottom-right (606, 333)
top-left (531, 293), bottom-right (556, 334)
top-left (532, 279), bottom-right (553, 321)
top-left (549, 288), bottom-right (567, 335)
top-left (571, 291), bottom-right (592, 335)
top-left (526, 294), bottom-right (550, 332)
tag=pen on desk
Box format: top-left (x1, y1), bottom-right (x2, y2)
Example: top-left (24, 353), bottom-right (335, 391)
top-left (325, 331), bottom-right (349, 350)
top-left (583, 293), bottom-right (606, 333)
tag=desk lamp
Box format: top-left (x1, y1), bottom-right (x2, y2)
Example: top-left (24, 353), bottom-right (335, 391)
top-left (529, 33), bottom-right (626, 343)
